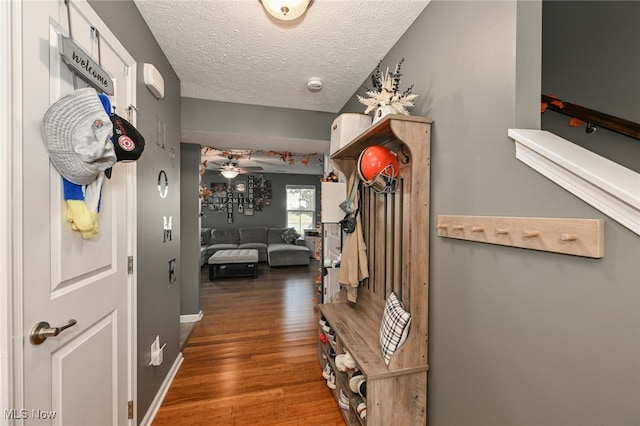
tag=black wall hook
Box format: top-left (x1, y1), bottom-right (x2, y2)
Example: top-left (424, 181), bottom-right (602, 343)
top-left (586, 122), bottom-right (597, 134)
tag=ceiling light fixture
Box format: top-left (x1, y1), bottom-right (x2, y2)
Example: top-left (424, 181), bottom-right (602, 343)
top-left (221, 169), bottom-right (239, 179)
top-left (259, 0), bottom-right (313, 21)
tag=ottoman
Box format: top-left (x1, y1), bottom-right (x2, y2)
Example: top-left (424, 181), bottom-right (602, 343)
top-left (208, 249), bottom-right (259, 280)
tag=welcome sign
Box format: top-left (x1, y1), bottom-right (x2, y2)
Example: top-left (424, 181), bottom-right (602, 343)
top-left (58, 35), bottom-right (114, 95)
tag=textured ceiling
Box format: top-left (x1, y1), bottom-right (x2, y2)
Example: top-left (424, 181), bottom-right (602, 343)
top-left (133, 0), bottom-right (430, 113)
top-left (133, 0), bottom-right (430, 175)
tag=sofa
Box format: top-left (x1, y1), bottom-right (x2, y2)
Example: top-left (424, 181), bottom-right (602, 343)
top-left (200, 226), bottom-right (311, 267)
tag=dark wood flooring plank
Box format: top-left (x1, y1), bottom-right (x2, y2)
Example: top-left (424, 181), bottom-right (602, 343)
top-left (152, 262), bottom-right (345, 426)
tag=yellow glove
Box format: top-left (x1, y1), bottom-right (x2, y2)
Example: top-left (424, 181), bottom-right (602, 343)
top-left (65, 199), bottom-right (95, 232)
top-left (80, 173), bottom-right (104, 239)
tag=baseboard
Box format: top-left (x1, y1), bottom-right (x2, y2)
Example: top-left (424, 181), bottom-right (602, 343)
top-left (180, 310), bottom-right (203, 323)
top-left (139, 352), bottom-right (184, 426)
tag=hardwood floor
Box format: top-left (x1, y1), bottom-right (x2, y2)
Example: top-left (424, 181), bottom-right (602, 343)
top-left (152, 261), bottom-right (346, 426)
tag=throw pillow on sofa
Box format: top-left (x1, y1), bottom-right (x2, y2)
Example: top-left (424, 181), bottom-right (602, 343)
top-left (201, 227), bottom-right (212, 245)
top-left (281, 228), bottom-right (301, 244)
top-left (211, 228), bottom-right (240, 244)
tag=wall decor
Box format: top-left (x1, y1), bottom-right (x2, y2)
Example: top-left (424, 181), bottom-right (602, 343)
top-left (357, 58), bottom-right (418, 122)
top-left (168, 258), bottom-right (176, 284)
top-left (226, 185), bottom-right (233, 224)
top-left (211, 182), bottom-right (227, 197)
top-left (247, 174), bottom-right (272, 212)
top-left (157, 170), bottom-right (168, 198)
top-left (203, 174), bottom-right (273, 221)
top-left (163, 216), bottom-right (172, 242)
top-left (169, 146), bottom-right (176, 168)
top-left (199, 183), bottom-right (212, 200)
top-left (58, 34), bottom-right (114, 95)
top-left (209, 182), bottom-right (226, 211)
top-left (248, 175), bottom-right (254, 209)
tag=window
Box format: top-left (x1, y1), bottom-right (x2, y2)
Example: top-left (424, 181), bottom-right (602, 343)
top-left (286, 185), bottom-right (316, 234)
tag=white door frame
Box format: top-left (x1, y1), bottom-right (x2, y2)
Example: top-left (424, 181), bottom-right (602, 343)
top-left (1, 1), bottom-right (138, 423)
top-left (1, 0), bottom-right (23, 421)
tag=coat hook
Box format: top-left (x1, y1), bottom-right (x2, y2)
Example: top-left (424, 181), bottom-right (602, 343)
top-left (436, 224), bottom-right (448, 230)
top-left (523, 230), bottom-right (540, 238)
top-left (495, 228), bottom-right (510, 235)
top-left (586, 122), bottom-right (597, 134)
top-left (472, 226), bottom-right (485, 232)
top-left (560, 233), bottom-right (578, 241)
top-left (452, 225), bottom-right (464, 231)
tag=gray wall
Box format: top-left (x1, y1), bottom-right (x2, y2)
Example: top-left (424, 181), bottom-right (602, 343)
top-left (342, 1), bottom-right (639, 424)
top-left (541, 1), bottom-right (640, 173)
top-left (88, 2), bottom-right (182, 423)
top-left (200, 172), bottom-right (321, 229)
top-left (180, 143), bottom-right (201, 316)
top-left (182, 97), bottom-right (336, 142)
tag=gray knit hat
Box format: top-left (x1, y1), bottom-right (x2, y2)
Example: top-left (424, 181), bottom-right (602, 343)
top-left (42, 88), bottom-right (116, 185)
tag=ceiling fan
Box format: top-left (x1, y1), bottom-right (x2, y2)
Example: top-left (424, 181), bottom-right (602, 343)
top-left (214, 155), bottom-right (263, 179)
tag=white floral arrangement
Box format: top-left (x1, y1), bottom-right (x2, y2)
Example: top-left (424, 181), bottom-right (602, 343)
top-left (357, 58), bottom-right (418, 115)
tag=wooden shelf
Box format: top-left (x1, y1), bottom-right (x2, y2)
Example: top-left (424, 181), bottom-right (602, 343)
top-left (331, 114), bottom-right (432, 180)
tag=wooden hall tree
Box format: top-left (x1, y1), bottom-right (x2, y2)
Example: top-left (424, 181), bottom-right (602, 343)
top-left (319, 115), bottom-right (431, 425)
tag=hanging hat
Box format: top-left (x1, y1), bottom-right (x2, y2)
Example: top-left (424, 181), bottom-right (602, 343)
top-left (110, 113), bottom-right (145, 162)
top-left (104, 112), bottom-right (145, 179)
top-left (42, 88), bottom-right (117, 185)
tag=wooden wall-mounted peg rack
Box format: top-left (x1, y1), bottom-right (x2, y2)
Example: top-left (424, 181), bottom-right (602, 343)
top-left (436, 215), bottom-right (604, 258)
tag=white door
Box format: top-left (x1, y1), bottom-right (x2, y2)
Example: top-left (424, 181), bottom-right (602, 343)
top-left (20, 1), bottom-right (136, 425)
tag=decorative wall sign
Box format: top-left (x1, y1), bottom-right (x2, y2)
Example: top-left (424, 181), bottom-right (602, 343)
top-left (163, 216), bottom-right (172, 242)
top-left (157, 170), bottom-right (168, 198)
top-left (205, 175), bottom-right (272, 220)
top-left (248, 175), bottom-right (255, 210)
top-left (58, 35), bottom-right (114, 95)
top-left (226, 185), bottom-right (234, 224)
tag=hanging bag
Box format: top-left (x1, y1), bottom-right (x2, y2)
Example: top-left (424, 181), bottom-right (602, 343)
top-left (338, 173), bottom-right (360, 214)
top-left (339, 207), bottom-right (358, 234)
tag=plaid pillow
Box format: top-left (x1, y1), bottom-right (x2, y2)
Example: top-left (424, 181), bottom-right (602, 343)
top-left (379, 292), bottom-right (411, 365)
top-left (281, 228), bottom-right (301, 244)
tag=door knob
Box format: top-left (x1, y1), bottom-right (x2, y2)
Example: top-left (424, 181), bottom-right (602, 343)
top-left (29, 319), bottom-right (78, 345)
